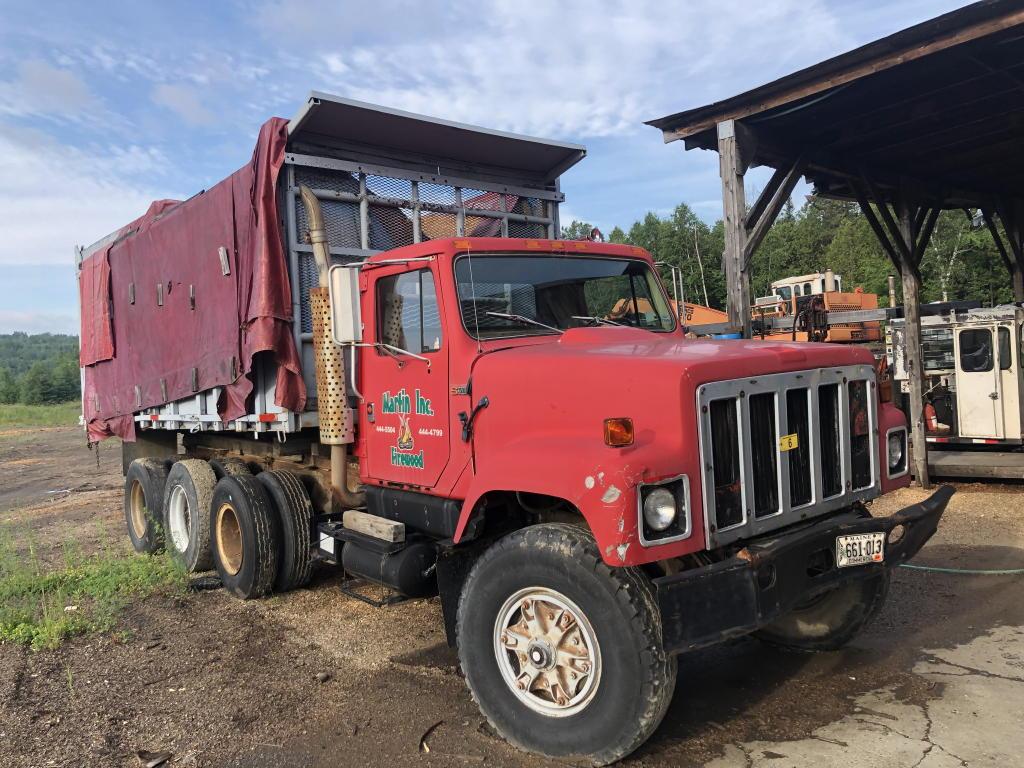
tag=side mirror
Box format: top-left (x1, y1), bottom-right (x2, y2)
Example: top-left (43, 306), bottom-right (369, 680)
top-left (328, 264), bottom-right (362, 344)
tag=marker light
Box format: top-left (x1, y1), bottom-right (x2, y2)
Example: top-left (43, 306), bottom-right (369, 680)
top-left (604, 418), bottom-right (634, 447)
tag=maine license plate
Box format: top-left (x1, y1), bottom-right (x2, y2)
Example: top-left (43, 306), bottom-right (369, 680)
top-left (836, 532), bottom-right (885, 568)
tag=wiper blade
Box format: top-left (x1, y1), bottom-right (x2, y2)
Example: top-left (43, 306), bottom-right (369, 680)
top-left (485, 311), bottom-right (563, 334)
top-left (571, 315), bottom-right (625, 327)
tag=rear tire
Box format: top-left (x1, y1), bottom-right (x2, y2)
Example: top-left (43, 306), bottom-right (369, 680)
top-left (755, 571), bottom-right (890, 652)
top-left (456, 524), bottom-right (676, 765)
top-left (162, 459), bottom-right (216, 573)
top-left (257, 470), bottom-right (314, 591)
top-left (210, 475), bottom-right (280, 599)
top-left (210, 457), bottom-right (252, 479)
top-left (124, 459), bottom-right (169, 554)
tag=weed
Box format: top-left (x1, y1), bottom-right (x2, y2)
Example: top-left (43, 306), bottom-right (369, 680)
top-left (0, 532), bottom-right (188, 650)
top-left (0, 401), bottom-right (82, 429)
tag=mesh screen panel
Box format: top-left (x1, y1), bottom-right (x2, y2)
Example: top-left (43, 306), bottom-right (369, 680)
top-left (508, 220), bottom-right (547, 238)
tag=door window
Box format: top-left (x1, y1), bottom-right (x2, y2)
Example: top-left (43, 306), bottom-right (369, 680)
top-left (959, 329), bottom-right (993, 373)
top-left (377, 269), bottom-right (442, 353)
top-left (999, 327), bottom-right (1012, 371)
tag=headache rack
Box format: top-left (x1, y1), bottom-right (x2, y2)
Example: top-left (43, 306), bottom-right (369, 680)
top-left (697, 364), bottom-right (879, 548)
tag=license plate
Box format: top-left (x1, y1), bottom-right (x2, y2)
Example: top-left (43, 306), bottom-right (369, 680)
top-left (836, 532), bottom-right (885, 568)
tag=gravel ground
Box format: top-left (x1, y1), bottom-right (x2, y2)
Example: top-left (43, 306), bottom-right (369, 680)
top-left (1, 427), bottom-right (1022, 767)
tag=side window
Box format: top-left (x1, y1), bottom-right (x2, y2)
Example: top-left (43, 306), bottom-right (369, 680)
top-left (377, 269), bottom-right (443, 353)
top-left (803, 282), bottom-right (812, 295)
top-left (999, 326), bottom-right (1012, 371)
top-left (959, 329), bottom-right (993, 373)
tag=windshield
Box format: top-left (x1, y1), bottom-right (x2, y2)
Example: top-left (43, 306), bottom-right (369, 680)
top-left (454, 254), bottom-right (675, 339)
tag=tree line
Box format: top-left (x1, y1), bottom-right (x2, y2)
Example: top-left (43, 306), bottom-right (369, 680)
top-left (563, 197), bottom-right (1014, 309)
top-left (0, 333), bottom-right (80, 405)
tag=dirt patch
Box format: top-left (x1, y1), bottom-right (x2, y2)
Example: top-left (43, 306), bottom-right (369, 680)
top-left (1, 428), bottom-right (1023, 767)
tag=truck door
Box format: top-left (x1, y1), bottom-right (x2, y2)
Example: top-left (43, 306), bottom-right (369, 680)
top-left (361, 265), bottom-right (450, 487)
top-left (954, 325), bottom-right (1003, 438)
top-left (998, 324), bottom-right (1021, 439)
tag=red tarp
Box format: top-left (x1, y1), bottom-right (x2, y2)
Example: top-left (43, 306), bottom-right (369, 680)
top-left (80, 118), bottom-right (306, 442)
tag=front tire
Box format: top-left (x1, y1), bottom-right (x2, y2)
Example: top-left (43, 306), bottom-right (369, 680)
top-left (456, 524), bottom-right (676, 765)
top-left (755, 571), bottom-right (890, 652)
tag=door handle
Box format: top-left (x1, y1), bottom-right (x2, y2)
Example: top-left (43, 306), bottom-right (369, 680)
top-left (989, 392), bottom-right (999, 400)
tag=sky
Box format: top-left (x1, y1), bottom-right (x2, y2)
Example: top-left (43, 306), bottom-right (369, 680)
top-left (0, 0), bottom-right (970, 334)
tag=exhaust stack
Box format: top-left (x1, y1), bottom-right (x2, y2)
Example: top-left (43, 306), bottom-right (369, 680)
top-left (299, 185), bottom-right (365, 509)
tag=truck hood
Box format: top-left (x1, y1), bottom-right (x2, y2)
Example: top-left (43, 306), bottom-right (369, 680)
top-left (476, 326), bottom-right (875, 387)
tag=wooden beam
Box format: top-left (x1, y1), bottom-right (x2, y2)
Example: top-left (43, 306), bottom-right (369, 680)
top-left (853, 187), bottom-right (901, 270)
top-left (717, 120), bottom-right (751, 338)
top-left (897, 196), bottom-right (930, 489)
top-left (994, 200), bottom-right (1024, 302)
top-left (343, 509), bottom-right (405, 543)
top-left (744, 165), bottom-right (788, 230)
top-left (982, 209), bottom-right (1013, 271)
top-left (863, 173), bottom-right (912, 262)
top-left (914, 207), bottom-right (941, 262)
top-left (743, 156), bottom-right (807, 268)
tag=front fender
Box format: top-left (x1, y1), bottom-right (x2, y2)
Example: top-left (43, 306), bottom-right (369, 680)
top-left (455, 434), bottom-right (640, 556)
top-left (455, 433), bottom-right (706, 566)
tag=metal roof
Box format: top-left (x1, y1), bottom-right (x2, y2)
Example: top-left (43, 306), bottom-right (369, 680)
top-left (288, 92), bottom-right (586, 187)
top-left (646, 0), bottom-right (1024, 207)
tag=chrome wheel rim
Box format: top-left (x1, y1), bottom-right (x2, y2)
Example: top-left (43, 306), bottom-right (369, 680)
top-left (493, 587), bottom-right (601, 717)
top-left (167, 484), bottom-right (191, 553)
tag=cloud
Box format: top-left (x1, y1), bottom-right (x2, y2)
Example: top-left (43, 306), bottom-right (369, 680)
top-left (152, 83), bottom-right (214, 126)
top-left (0, 124), bottom-right (179, 267)
top-left (0, 60), bottom-right (95, 120)
top-left (251, 0), bottom-right (844, 139)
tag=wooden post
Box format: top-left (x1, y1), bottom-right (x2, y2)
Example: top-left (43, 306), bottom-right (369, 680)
top-left (717, 120), bottom-right (751, 337)
top-left (897, 198), bottom-right (931, 489)
top-left (855, 180), bottom-right (933, 489)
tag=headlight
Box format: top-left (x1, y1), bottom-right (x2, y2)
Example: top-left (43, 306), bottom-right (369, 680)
top-left (888, 431), bottom-right (905, 470)
top-left (643, 488), bottom-right (677, 531)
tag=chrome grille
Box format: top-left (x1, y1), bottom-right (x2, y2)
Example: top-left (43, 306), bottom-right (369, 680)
top-left (697, 365), bottom-right (879, 548)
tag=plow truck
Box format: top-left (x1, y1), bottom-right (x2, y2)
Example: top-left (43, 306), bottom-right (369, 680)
top-left (77, 93), bottom-right (952, 765)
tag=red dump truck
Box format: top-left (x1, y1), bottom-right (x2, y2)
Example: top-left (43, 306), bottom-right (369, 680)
top-left (77, 93), bottom-right (952, 764)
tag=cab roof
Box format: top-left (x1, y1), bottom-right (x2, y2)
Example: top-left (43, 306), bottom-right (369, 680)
top-left (363, 237), bottom-right (654, 266)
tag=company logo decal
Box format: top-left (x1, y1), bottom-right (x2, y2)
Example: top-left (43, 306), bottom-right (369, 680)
top-left (382, 388), bottom-right (434, 469)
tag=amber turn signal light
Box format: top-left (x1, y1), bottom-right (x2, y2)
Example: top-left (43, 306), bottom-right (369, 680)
top-left (879, 378), bottom-right (893, 403)
top-left (604, 418), bottom-right (634, 447)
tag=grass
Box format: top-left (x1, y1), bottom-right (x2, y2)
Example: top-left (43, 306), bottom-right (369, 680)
top-left (0, 401), bottom-right (82, 429)
top-left (0, 527), bottom-right (188, 651)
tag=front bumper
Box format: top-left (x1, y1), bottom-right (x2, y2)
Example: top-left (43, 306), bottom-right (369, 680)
top-left (654, 485), bottom-right (954, 654)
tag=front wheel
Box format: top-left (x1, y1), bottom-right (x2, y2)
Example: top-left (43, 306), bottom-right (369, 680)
top-left (755, 570), bottom-right (890, 652)
top-left (456, 524), bottom-right (676, 765)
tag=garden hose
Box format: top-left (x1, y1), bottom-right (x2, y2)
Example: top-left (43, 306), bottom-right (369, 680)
top-left (899, 564), bottom-right (1024, 575)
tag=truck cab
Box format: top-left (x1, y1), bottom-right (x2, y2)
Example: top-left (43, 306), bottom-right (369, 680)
top-left (343, 239), bottom-right (917, 568)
